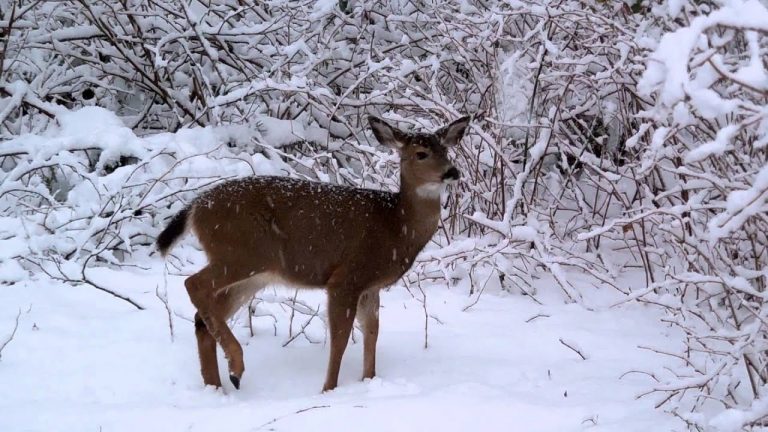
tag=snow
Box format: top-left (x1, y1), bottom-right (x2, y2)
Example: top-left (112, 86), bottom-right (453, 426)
top-left (666, 0), bottom-right (686, 17)
top-left (27, 25), bottom-right (101, 44)
top-left (310, 0), bottom-right (338, 19)
top-left (758, 116), bottom-right (768, 149)
top-left (0, 260), bottom-right (25, 284)
top-left (710, 397), bottom-right (768, 432)
top-left (708, 164), bottom-right (768, 241)
top-left (684, 124), bottom-right (738, 163)
top-left (510, 226), bottom-right (537, 242)
top-left (257, 116), bottom-right (330, 147)
top-left (0, 266), bottom-right (683, 432)
top-left (687, 88), bottom-right (739, 120)
top-left (735, 31), bottom-right (768, 92)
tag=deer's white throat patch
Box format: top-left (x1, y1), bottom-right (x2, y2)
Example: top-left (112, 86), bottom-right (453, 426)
top-left (415, 183), bottom-right (444, 199)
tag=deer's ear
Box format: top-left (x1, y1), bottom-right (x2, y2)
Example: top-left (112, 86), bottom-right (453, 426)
top-left (369, 116), bottom-right (405, 150)
top-left (438, 115), bottom-right (471, 147)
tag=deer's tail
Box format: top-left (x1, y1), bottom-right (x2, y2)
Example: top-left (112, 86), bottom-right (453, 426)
top-left (157, 207), bottom-right (191, 256)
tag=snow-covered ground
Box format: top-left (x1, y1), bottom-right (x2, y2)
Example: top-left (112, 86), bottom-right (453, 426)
top-left (0, 263), bottom-right (683, 432)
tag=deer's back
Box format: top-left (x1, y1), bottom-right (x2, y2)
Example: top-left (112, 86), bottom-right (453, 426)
top-left (189, 176), bottom-right (403, 287)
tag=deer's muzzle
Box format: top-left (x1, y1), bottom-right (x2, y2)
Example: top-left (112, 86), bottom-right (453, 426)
top-left (442, 167), bottom-right (460, 182)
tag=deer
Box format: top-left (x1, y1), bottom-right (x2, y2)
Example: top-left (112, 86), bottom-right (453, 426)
top-left (156, 115), bottom-right (470, 392)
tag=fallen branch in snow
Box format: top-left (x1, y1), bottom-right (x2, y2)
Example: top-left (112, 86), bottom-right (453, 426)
top-left (619, 370), bottom-right (659, 382)
top-left (525, 313), bottom-right (550, 323)
top-left (0, 309), bottom-right (21, 361)
top-left (81, 274), bottom-right (146, 311)
top-left (24, 255), bottom-right (146, 311)
top-left (559, 338), bottom-right (588, 361)
top-left (254, 405), bottom-right (331, 431)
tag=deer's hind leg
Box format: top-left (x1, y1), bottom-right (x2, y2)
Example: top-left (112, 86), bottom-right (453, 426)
top-left (194, 311), bottom-right (221, 388)
top-left (185, 264), bottom-right (265, 389)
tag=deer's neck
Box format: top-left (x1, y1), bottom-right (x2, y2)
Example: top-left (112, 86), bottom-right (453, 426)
top-left (396, 177), bottom-right (443, 246)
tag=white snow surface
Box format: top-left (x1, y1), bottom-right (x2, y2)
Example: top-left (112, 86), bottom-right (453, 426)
top-left (0, 263), bottom-right (683, 432)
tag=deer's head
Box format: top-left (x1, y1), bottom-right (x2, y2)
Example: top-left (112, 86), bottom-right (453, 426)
top-left (369, 115), bottom-right (470, 198)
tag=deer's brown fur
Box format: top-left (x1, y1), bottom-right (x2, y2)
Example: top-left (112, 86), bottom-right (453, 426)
top-left (157, 115), bottom-right (469, 392)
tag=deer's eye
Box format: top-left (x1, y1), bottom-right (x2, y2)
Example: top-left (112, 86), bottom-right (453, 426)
top-left (416, 151), bottom-right (429, 160)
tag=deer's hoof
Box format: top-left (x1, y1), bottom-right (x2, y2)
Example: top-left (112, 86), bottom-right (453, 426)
top-left (229, 374), bottom-right (240, 389)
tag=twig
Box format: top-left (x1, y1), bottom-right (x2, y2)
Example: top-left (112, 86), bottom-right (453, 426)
top-left (462, 267), bottom-right (495, 312)
top-left (156, 279), bottom-right (175, 342)
top-left (0, 309), bottom-right (22, 361)
top-left (525, 313), bottom-right (550, 323)
top-left (416, 277), bottom-right (429, 349)
top-left (255, 405), bottom-right (330, 431)
top-left (282, 302), bottom-right (320, 347)
top-left (81, 271), bottom-right (145, 311)
top-left (559, 338), bottom-right (588, 360)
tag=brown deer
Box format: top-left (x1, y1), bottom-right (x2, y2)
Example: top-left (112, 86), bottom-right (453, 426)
top-left (156, 115), bottom-right (469, 392)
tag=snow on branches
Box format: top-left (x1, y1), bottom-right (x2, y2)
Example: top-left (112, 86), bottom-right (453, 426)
top-left (627, 0), bottom-right (768, 429)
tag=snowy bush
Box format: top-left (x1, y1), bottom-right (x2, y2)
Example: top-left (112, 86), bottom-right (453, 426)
top-left (0, 0), bottom-right (655, 347)
top-left (1, 0), bottom-right (646, 300)
top-left (606, 0), bottom-right (767, 429)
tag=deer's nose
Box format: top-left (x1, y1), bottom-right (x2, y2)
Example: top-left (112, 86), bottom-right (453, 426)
top-left (442, 167), bottom-right (460, 182)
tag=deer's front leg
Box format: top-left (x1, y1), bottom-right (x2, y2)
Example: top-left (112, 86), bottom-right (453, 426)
top-left (323, 291), bottom-right (359, 392)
